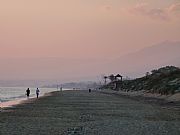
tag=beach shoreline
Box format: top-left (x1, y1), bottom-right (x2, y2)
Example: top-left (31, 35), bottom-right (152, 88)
top-left (1, 90), bottom-right (179, 135)
top-left (0, 91), bottom-right (55, 109)
top-left (1, 89), bottom-right (179, 110)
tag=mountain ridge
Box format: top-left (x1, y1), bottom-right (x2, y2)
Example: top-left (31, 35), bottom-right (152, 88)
top-left (109, 41), bottom-right (180, 78)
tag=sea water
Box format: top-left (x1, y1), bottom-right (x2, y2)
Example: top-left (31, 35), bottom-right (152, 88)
top-left (0, 87), bottom-right (57, 103)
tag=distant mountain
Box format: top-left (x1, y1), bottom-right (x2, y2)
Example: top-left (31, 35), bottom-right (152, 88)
top-left (0, 41), bottom-right (179, 84)
top-left (110, 41), bottom-right (180, 78)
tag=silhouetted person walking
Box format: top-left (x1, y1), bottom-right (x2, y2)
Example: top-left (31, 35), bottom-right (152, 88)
top-left (36, 88), bottom-right (40, 98)
top-left (26, 88), bottom-right (30, 98)
top-left (89, 89), bottom-right (91, 93)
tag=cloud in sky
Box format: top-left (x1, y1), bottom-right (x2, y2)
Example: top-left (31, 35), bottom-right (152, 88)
top-left (103, 5), bottom-right (112, 10)
top-left (128, 3), bottom-right (180, 21)
top-left (99, 4), bottom-right (113, 13)
top-left (168, 3), bottom-right (180, 18)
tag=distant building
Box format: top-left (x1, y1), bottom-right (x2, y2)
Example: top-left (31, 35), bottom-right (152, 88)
top-left (115, 74), bottom-right (123, 82)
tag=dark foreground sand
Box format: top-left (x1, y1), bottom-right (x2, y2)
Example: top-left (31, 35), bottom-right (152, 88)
top-left (0, 90), bottom-right (180, 135)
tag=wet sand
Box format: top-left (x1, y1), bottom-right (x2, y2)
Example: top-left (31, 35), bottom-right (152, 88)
top-left (0, 92), bottom-right (53, 108)
top-left (0, 90), bottom-right (180, 135)
top-left (0, 98), bottom-right (26, 108)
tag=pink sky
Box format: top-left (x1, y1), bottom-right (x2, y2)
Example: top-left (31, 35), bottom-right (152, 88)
top-left (0, 0), bottom-right (180, 81)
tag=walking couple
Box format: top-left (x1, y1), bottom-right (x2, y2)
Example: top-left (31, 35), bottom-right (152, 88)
top-left (26, 88), bottom-right (40, 98)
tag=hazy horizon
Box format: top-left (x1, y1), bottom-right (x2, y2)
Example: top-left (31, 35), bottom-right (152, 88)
top-left (0, 0), bottom-right (180, 82)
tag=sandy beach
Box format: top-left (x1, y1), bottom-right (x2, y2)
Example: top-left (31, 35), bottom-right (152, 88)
top-left (100, 90), bottom-right (180, 110)
top-left (0, 98), bottom-right (26, 108)
top-left (0, 90), bottom-right (180, 135)
top-left (0, 91), bottom-right (53, 108)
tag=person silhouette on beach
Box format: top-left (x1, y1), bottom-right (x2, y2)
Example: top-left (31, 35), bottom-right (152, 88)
top-left (36, 88), bottom-right (40, 98)
top-left (26, 88), bottom-right (30, 98)
top-left (89, 89), bottom-right (91, 93)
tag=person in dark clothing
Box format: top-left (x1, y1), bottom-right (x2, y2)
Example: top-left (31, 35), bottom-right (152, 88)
top-left (36, 88), bottom-right (40, 98)
top-left (89, 89), bottom-right (91, 93)
top-left (26, 88), bottom-right (30, 98)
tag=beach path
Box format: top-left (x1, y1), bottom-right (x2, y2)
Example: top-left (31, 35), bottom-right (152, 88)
top-left (0, 90), bottom-right (180, 135)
